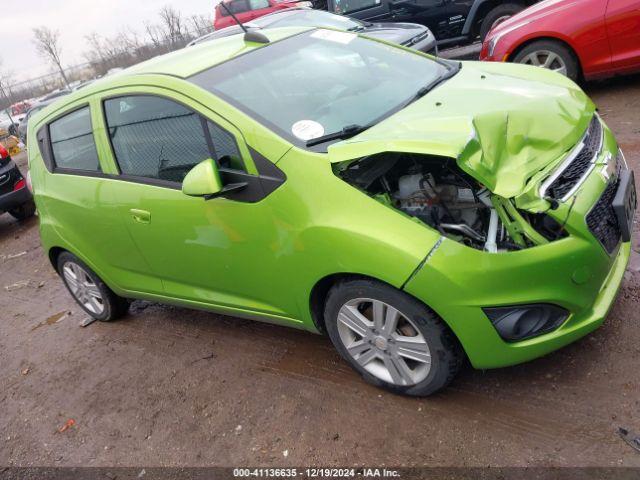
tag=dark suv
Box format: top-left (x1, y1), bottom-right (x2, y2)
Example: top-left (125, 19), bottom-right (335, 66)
top-left (320, 0), bottom-right (539, 46)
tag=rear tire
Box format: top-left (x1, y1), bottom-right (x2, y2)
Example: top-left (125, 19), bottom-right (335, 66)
top-left (57, 251), bottom-right (129, 321)
top-left (9, 200), bottom-right (35, 220)
top-left (512, 39), bottom-right (580, 81)
top-left (324, 279), bottom-right (463, 396)
top-left (479, 3), bottom-right (524, 41)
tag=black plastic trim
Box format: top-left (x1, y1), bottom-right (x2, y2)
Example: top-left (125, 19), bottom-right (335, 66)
top-left (483, 303), bottom-right (569, 343)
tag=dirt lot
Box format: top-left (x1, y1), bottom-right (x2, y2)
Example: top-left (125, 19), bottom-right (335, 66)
top-left (1, 75), bottom-right (640, 469)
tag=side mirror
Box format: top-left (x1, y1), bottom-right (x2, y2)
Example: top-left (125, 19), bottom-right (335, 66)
top-left (182, 158), bottom-right (223, 198)
top-left (182, 158), bottom-right (248, 200)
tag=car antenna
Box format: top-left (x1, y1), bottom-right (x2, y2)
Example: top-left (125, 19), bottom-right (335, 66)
top-left (218, 1), bottom-right (270, 44)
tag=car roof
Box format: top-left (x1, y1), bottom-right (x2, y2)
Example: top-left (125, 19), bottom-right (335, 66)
top-left (112, 26), bottom-right (311, 81)
top-left (31, 26), bottom-right (317, 126)
top-left (191, 8), bottom-right (338, 44)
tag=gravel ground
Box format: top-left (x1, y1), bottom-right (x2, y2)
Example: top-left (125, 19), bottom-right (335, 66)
top-left (1, 73), bottom-right (639, 468)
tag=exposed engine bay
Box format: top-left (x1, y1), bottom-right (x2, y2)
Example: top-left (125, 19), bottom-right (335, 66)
top-left (337, 153), bottom-right (566, 252)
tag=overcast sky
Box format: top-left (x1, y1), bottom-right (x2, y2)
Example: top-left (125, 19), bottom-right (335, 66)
top-left (2, 0), bottom-right (214, 84)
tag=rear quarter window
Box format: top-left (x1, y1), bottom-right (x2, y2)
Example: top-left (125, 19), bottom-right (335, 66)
top-left (49, 107), bottom-right (101, 172)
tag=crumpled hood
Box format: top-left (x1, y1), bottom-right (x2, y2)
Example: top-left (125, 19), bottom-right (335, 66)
top-left (328, 61), bottom-right (595, 198)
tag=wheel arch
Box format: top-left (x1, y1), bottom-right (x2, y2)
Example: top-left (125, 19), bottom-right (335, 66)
top-left (463, 0), bottom-right (528, 36)
top-left (309, 273), bottom-right (466, 358)
top-left (48, 246), bottom-right (66, 271)
top-left (507, 35), bottom-right (583, 79)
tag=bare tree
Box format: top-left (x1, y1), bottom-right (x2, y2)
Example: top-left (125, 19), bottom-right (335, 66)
top-left (158, 6), bottom-right (185, 47)
top-left (84, 33), bottom-right (107, 64)
top-left (144, 22), bottom-right (165, 49)
top-left (117, 28), bottom-right (142, 52)
top-left (32, 27), bottom-right (70, 87)
top-left (188, 14), bottom-right (213, 37)
top-left (0, 58), bottom-right (11, 99)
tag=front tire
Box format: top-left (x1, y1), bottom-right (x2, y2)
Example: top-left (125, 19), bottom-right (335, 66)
top-left (512, 39), bottom-right (580, 81)
top-left (57, 251), bottom-right (129, 321)
top-left (324, 279), bottom-right (463, 396)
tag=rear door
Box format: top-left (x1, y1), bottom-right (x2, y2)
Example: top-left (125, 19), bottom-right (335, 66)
top-left (605, 0), bottom-right (640, 72)
top-left (37, 101), bottom-right (162, 293)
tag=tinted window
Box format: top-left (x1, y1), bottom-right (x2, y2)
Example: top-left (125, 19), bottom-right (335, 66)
top-left (207, 121), bottom-right (244, 171)
top-left (249, 0), bottom-right (270, 9)
top-left (104, 96), bottom-right (211, 183)
top-left (104, 96), bottom-right (245, 183)
top-left (49, 107), bottom-right (101, 171)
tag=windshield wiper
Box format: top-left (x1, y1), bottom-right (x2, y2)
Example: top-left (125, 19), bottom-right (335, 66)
top-left (304, 62), bottom-right (461, 148)
top-left (400, 61), bottom-right (462, 109)
top-left (305, 123), bottom-right (369, 147)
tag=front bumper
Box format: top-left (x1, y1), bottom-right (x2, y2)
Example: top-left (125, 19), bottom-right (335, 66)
top-left (404, 124), bottom-right (633, 369)
top-left (0, 185), bottom-right (31, 213)
top-left (405, 238), bottom-right (629, 369)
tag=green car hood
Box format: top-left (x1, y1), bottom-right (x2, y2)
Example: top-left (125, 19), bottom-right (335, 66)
top-left (328, 61), bottom-right (595, 198)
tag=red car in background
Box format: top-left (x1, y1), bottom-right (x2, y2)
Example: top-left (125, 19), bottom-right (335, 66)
top-left (214, 0), bottom-right (310, 30)
top-left (10, 101), bottom-right (31, 117)
top-left (480, 0), bottom-right (640, 81)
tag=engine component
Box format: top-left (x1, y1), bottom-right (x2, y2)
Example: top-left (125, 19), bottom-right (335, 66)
top-left (337, 153), bottom-right (559, 252)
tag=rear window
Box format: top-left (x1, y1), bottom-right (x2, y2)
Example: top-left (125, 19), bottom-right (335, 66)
top-left (219, 0), bottom-right (250, 15)
top-left (49, 107), bottom-right (101, 172)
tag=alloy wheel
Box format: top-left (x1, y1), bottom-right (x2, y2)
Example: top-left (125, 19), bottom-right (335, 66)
top-left (62, 261), bottom-right (105, 315)
top-left (336, 298), bottom-right (431, 386)
top-left (520, 50), bottom-right (568, 76)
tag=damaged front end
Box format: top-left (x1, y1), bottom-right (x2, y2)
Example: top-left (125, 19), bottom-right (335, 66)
top-left (327, 61), bottom-right (608, 253)
top-left (334, 151), bottom-right (567, 253)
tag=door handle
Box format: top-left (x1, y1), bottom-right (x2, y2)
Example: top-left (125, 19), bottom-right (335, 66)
top-left (130, 209), bottom-right (151, 224)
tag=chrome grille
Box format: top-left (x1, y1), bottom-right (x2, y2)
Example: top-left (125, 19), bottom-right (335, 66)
top-left (541, 116), bottom-right (603, 201)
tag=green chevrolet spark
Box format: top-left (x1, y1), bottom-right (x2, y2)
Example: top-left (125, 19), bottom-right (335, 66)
top-left (28, 27), bottom-right (636, 396)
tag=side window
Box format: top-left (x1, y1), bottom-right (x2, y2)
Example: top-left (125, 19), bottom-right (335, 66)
top-left (49, 107), bottom-right (101, 172)
top-left (249, 0), bottom-right (270, 10)
top-left (104, 96), bottom-right (211, 183)
top-left (207, 121), bottom-right (245, 172)
top-left (229, 0), bottom-right (250, 14)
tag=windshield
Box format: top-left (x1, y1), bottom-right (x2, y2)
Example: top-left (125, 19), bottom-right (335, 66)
top-left (190, 29), bottom-right (450, 148)
top-left (261, 10), bottom-right (365, 30)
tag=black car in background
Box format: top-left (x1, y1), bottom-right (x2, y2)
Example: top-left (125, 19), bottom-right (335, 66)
top-left (190, 7), bottom-right (437, 55)
top-left (319, 0), bottom-right (539, 46)
top-left (0, 144), bottom-right (34, 222)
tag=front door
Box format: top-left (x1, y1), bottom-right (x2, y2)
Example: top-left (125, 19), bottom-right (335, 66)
top-left (98, 93), bottom-right (297, 321)
top-left (606, 0), bottom-right (640, 72)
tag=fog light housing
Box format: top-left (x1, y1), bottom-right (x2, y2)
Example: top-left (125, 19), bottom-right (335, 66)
top-left (483, 304), bottom-right (569, 342)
